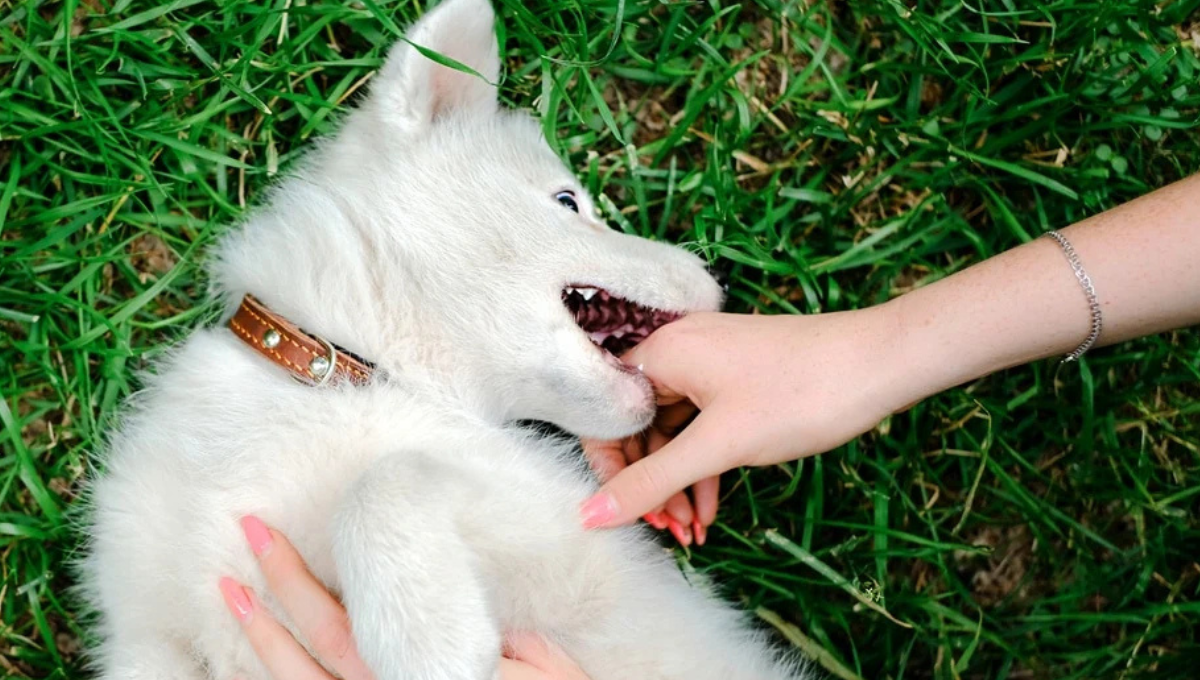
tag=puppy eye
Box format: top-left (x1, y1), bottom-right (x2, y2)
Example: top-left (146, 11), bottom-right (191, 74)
top-left (555, 191), bottom-right (580, 213)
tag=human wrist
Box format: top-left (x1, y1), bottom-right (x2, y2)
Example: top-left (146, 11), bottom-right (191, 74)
top-left (879, 270), bottom-right (1031, 409)
top-left (882, 236), bottom-right (1100, 404)
top-left (851, 299), bottom-right (941, 415)
top-left (878, 292), bottom-right (964, 410)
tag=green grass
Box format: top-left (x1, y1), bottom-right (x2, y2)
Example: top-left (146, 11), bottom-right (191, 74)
top-left (3, 0), bottom-right (1200, 677)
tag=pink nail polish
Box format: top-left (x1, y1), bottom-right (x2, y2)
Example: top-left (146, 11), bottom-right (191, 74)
top-left (666, 517), bottom-right (692, 546)
top-left (643, 512), bottom-right (668, 530)
top-left (219, 577), bottom-right (253, 623)
top-left (693, 520), bottom-right (707, 546)
top-left (580, 494), bottom-right (617, 529)
top-left (240, 516), bottom-right (273, 557)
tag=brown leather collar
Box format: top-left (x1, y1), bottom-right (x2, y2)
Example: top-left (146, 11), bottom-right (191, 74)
top-left (228, 294), bottom-right (375, 386)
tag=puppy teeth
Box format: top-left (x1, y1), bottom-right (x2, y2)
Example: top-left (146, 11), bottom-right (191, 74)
top-left (579, 287), bottom-right (598, 301)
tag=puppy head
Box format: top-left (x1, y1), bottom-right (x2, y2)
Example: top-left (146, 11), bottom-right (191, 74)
top-left (217, 0), bottom-right (723, 439)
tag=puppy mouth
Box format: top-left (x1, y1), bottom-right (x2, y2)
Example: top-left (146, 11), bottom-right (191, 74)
top-left (562, 285), bottom-right (682, 363)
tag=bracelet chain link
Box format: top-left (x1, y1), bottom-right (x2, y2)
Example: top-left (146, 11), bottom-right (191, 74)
top-left (1044, 230), bottom-right (1103, 363)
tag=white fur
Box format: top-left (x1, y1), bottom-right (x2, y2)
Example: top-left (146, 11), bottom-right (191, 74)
top-left (80, 1), bottom-right (810, 678)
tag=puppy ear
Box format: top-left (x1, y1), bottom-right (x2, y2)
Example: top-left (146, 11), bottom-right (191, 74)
top-left (370, 0), bottom-right (500, 131)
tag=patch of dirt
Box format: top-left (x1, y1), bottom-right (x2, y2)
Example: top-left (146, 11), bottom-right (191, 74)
top-left (956, 524), bottom-right (1035, 607)
top-left (56, 631), bottom-right (81, 660)
top-left (888, 264), bottom-right (933, 295)
top-left (920, 79), bottom-right (944, 112)
top-left (1176, 22), bottom-right (1200, 55)
top-left (129, 233), bottom-right (178, 282)
top-left (910, 557), bottom-right (943, 595)
top-left (2, 320), bottom-right (25, 342)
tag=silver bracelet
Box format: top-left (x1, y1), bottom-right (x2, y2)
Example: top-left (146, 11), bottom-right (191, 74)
top-left (1044, 230), bottom-right (1103, 362)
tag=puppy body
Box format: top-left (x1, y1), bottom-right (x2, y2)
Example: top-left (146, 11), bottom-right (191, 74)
top-left (82, 1), bottom-right (809, 678)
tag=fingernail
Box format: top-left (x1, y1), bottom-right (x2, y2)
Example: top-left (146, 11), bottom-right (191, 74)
top-left (666, 517), bottom-right (692, 546)
top-left (693, 520), bottom-right (707, 546)
top-left (219, 577), bottom-right (253, 623)
top-left (643, 512), bottom-right (668, 530)
top-left (240, 516), bottom-right (273, 557)
top-left (580, 494), bottom-right (617, 529)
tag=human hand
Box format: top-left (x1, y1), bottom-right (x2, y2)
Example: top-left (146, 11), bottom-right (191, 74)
top-left (221, 516), bottom-right (592, 679)
top-left (579, 307), bottom-right (910, 529)
top-left (582, 400), bottom-right (720, 547)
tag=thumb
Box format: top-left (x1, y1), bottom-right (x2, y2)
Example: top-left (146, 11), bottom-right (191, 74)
top-left (579, 408), bottom-right (735, 528)
top-left (618, 325), bottom-right (707, 407)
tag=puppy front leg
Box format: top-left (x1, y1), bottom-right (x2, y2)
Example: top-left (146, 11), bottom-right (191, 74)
top-left (333, 453), bottom-right (502, 680)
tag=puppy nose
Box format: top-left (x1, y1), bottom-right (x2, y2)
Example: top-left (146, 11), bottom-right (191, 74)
top-left (705, 262), bottom-right (731, 293)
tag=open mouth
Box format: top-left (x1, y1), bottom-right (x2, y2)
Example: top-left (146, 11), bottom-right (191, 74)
top-left (562, 285), bottom-right (682, 360)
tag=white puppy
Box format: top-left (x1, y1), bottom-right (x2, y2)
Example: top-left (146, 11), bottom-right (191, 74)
top-left (80, 0), bottom-right (810, 678)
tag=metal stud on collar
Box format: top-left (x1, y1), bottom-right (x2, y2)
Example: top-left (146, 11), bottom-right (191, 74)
top-left (309, 337), bottom-right (338, 387)
top-left (262, 328), bottom-right (281, 349)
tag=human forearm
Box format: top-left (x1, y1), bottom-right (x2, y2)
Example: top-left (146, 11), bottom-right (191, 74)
top-left (580, 175), bottom-right (1200, 526)
top-left (889, 173), bottom-right (1200, 403)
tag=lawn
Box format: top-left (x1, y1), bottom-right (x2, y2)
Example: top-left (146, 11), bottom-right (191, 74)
top-left (2, 0), bottom-right (1199, 678)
